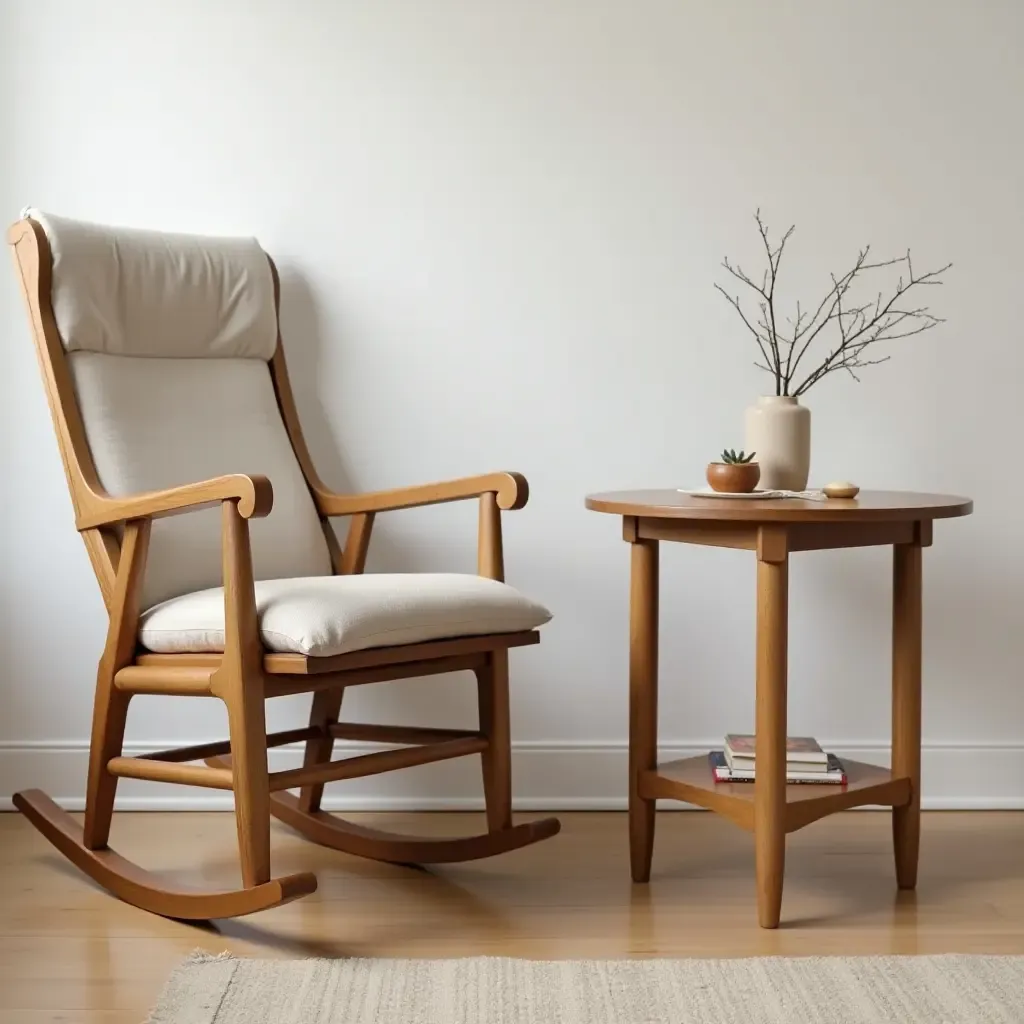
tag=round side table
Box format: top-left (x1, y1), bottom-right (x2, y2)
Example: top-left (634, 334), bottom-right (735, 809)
top-left (585, 489), bottom-right (973, 928)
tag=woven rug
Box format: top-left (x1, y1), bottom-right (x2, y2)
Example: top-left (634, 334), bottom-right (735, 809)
top-left (147, 951), bottom-right (1024, 1023)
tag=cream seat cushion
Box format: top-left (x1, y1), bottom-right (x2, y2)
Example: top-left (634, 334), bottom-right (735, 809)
top-left (138, 574), bottom-right (552, 657)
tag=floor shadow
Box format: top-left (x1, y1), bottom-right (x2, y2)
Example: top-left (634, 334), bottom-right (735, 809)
top-left (210, 918), bottom-right (362, 958)
top-left (777, 889), bottom-right (920, 931)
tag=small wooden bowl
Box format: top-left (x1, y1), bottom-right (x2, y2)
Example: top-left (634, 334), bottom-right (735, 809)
top-left (706, 462), bottom-right (761, 493)
top-left (822, 481), bottom-right (860, 499)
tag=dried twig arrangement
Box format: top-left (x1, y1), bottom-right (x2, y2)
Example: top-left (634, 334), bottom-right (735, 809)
top-left (715, 211), bottom-right (951, 397)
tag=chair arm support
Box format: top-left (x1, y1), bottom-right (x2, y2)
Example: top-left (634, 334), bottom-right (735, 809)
top-left (76, 474), bottom-right (274, 530)
top-left (317, 471), bottom-right (528, 517)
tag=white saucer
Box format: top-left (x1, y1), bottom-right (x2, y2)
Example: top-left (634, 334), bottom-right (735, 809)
top-left (679, 488), bottom-right (777, 500)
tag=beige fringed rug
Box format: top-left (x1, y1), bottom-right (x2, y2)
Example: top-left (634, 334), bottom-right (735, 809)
top-left (147, 951), bottom-right (1024, 1023)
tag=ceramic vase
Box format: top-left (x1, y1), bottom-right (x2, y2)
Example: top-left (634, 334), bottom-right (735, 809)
top-left (744, 396), bottom-right (811, 491)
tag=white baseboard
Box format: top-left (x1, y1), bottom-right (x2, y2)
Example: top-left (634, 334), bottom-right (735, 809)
top-left (1, 739), bottom-right (1022, 811)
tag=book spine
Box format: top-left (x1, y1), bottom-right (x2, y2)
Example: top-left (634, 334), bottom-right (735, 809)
top-left (713, 774), bottom-right (847, 786)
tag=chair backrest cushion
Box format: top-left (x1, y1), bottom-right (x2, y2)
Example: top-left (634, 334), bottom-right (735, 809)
top-left (26, 207), bottom-right (277, 359)
top-left (30, 210), bottom-right (334, 609)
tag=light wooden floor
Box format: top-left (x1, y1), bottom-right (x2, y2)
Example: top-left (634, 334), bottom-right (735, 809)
top-left (2, 810), bottom-right (1023, 1022)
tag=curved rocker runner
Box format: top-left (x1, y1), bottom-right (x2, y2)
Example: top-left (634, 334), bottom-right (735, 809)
top-left (13, 790), bottom-right (317, 919)
top-left (7, 211), bottom-right (560, 921)
top-left (271, 794), bottom-right (560, 864)
top-left (206, 762), bottom-right (561, 864)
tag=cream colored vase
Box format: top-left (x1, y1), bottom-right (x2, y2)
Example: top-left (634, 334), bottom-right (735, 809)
top-left (744, 396), bottom-right (811, 491)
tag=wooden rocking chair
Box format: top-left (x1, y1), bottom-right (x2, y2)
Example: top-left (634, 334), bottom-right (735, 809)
top-left (8, 210), bottom-right (559, 920)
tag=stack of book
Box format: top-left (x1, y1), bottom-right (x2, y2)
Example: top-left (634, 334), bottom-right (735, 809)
top-left (709, 734), bottom-right (847, 785)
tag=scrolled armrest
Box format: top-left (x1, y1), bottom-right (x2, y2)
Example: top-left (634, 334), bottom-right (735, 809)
top-left (76, 474), bottom-right (273, 530)
top-left (317, 471), bottom-right (528, 517)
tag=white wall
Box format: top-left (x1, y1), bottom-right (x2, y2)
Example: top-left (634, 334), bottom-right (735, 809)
top-left (2, 0), bottom-right (1022, 810)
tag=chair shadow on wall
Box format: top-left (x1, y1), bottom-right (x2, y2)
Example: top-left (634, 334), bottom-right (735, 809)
top-left (273, 267), bottom-right (497, 797)
top-left (276, 266), bottom-right (440, 575)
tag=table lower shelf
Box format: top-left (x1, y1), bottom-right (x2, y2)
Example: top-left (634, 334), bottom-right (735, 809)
top-left (639, 756), bottom-right (912, 834)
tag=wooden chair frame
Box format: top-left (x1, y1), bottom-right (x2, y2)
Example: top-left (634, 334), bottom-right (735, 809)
top-left (8, 217), bottom-right (559, 920)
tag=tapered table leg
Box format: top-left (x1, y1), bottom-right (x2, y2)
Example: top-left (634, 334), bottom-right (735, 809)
top-left (892, 538), bottom-right (923, 889)
top-left (755, 528), bottom-right (788, 928)
top-left (629, 535), bottom-right (659, 883)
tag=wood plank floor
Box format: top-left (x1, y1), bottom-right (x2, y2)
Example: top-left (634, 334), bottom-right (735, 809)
top-left (2, 809), bottom-right (1023, 1022)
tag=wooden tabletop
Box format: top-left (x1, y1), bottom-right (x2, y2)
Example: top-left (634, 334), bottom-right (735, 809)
top-left (584, 489), bottom-right (973, 523)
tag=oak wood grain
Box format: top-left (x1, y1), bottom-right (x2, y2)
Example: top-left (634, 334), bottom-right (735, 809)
top-left (105, 758), bottom-right (235, 790)
top-left (259, 632), bottom-right (540, 676)
top-left (139, 728), bottom-right (318, 764)
top-left (113, 665), bottom-right (216, 696)
top-left (10, 792), bottom-right (317, 923)
top-left (4, 809), bottom-right (1024, 1022)
top-left (213, 502), bottom-right (271, 888)
top-left (641, 758), bottom-right (911, 834)
top-left (628, 537), bottom-right (659, 883)
top-left (892, 538), bottom-right (924, 889)
top-left (262, 654), bottom-right (490, 696)
top-left (259, 736), bottom-right (490, 792)
top-left (477, 651), bottom-right (513, 831)
top-left (264, 790), bottom-right (560, 864)
top-left (328, 722), bottom-right (482, 744)
top-left (339, 512), bottom-right (375, 574)
top-left (82, 518), bottom-right (150, 851)
top-left (477, 492), bottom-right (505, 580)
top-left (297, 689), bottom-right (345, 814)
top-left (586, 489), bottom-right (972, 523)
top-left (321, 472), bottom-right (529, 516)
top-left (755, 536), bottom-right (788, 929)
top-left (75, 473), bottom-right (273, 529)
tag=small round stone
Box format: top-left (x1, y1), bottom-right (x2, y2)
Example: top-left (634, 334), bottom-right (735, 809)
top-left (823, 481), bottom-right (860, 499)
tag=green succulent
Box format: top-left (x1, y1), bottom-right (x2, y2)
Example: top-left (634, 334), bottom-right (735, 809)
top-left (720, 449), bottom-right (757, 465)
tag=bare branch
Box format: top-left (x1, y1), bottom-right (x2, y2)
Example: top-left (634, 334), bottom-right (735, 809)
top-left (785, 248), bottom-right (874, 386)
top-left (714, 283), bottom-right (774, 371)
top-left (716, 212), bottom-right (950, 397)
top-left (755, 210), bottom-right (794, 395)
top-left (721, 258), bottom-right (771, 302)
top-left (842, 355), bottom-right (891, 382)
top-left (790, 253), bottom-right (951, 395)
top-left (791, 256), bottom-right (949, 395)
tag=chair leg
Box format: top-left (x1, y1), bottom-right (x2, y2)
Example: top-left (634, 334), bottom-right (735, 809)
top-left (217, 648), bottom-right (560, 866)
top-left (297, 688), bottom-right (345, 814)
top-left (82, 673), bottom-right (131, 851)
top-left (225, 678), bottom-right (272, 888)
top-left (83, 519), bottom-right (150, 852)
top-left (476, 650), bottom-right (513, 832)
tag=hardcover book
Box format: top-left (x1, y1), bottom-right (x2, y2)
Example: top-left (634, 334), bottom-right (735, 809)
top-left (709, 750), bottom-right (847, 785)
top-left (724, 748), bottom-right (829, 773)
top-left (724, 733), bottom-right (828, 765)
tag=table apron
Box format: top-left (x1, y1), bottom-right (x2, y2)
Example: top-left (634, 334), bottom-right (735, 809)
top-left (629, 516), bottom-right (923, 553)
